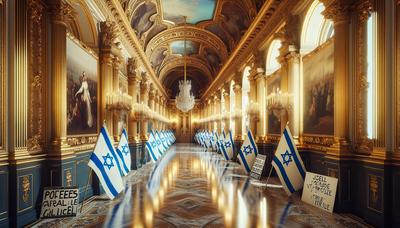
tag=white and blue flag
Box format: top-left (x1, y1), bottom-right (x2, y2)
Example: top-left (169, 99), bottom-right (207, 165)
top-left (157, 130), bottom-right (168, 152)
top-left (88, 126), bottom-right (124, 199)
top-left (272, 126), bottom-right (306, 195)
top-left (146, 132), bottom-right (159, 163)
top-left (115, 128), bottom-right (131, 176)
top-left (224, 130), bottom-right (235, 160)
top-left (238, 128), bottom-right (258, 173)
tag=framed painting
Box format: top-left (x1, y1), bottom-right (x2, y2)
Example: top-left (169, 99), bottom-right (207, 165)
top-left (66, 36), bottom-right (98, 135)
top-left (303, 39), bottom-right (334, 135)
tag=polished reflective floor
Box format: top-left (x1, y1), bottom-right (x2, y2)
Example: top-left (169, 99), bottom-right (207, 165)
top-left (34, 144), bottom-right (370, 228)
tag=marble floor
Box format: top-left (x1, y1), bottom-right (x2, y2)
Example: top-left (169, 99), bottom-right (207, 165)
top-left (32, 144), bottom-right (372, 228)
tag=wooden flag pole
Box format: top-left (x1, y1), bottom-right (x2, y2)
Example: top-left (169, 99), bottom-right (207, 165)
top-left (265, 165), bottom-right (274, 185)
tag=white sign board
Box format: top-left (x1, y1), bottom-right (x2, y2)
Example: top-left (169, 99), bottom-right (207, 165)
top-left (301, 172), bottom-right (338, 213)
top-left (40, 187), bottom-right (79, 218)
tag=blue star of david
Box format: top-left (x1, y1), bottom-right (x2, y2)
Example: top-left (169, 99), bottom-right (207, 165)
top-left (151, 142), bottom-right (157, 148)
top-left (243, 145), bottom-right (253, 155)
top-left (281, 150), bottom-right (293, 166)
top-left (225, 142), bottom-right (231, 148)
top-left (102, 153), bottom-right (114, 170)
top-left (121, 145), bottom-right (129, 155)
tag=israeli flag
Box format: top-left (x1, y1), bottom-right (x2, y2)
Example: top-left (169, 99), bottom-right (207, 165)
top-left (152, 130), bottom-right (164, 156)
top-left (238, 128), bottom-right (258, 173)
top-left (146, 133), bottom-right (159, 163)
top-left (88, 126), bottom-right (124, 199)
top-left (220, 131), bottom-right (229, 160)
top-left (223, 130), bottom-right (235, 160)
top-left (115, 128), bottom-right (131, 176)
top-left (214, 131), bottom-right (220, 152)
top-left (164, 131), bottom-right (172, 146)
top-left (272, 126), bottom-right (306, 195)
top-left (157, 130), bottom-right (168, 151)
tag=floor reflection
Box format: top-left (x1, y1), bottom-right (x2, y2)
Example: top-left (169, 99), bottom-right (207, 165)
top-left (33, 144), bottom-right (370, 228)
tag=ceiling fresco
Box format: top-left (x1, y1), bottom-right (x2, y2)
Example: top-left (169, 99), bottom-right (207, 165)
top-left (162, 0), bottom-right (217, 24)
top-left (170, 40), bottom-right (200, 56)
top-left (123, 0), bottom-right (266, 98)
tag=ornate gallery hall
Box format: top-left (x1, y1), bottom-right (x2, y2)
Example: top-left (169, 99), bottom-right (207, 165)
top-left (0, 0), bottom-right (399, 227)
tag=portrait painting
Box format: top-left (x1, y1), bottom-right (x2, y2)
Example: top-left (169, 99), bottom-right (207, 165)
top-left (67, 37), bottom-right (98, 135)
top-left (267, 74), bottom-right (282, 135)
top-left (303, 40), bottom-right (334, 135)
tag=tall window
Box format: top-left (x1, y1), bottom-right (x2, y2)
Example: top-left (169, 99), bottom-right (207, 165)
top-left (367, 14), bottom-right (376, 139)
top-left (265, 40), bottom-right (282, 75)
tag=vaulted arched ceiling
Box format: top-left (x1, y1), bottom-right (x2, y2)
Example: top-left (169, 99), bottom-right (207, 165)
top-left (121, 0), bottom-right (266, 98)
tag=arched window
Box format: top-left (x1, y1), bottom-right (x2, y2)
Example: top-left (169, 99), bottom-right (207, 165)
top-left (242, 66), bottom-right (251, 134)
top-left (265, 39), bottom-right (282, 75)
top-left (301, 0), bottom-right (334, 54)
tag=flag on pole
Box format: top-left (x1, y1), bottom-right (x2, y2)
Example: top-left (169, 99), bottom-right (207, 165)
top-left (115, 128), bottom-right (131, 176)
top-left (219, 131), bottom-right (229, 160)
top-left (224, 130), bottom-right (235, 160)
top-left (88, 126), bottom-right (124, 199)
top-left (146, 132), bottom-right (159, 163)
top-left (152, 130), bottom-right (164, 156)
top-left (272, 126), bottom-right (306, 195)
top-left (237, 128), bottom-right (258, 173)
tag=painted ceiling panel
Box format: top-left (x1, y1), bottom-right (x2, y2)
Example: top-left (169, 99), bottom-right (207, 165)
top-left (123, 0), bottom-right (266, 98)
top-left (162, 0), bottom-right (217, 24)
top-left (170, 40), bottom-right (200, 56)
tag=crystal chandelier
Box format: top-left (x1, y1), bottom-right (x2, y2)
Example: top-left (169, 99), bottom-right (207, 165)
top-left (175, 16), bottom-right (195, 113)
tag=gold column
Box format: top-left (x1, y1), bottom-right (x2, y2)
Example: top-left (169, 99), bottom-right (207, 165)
top-left (127, 58), bottom-right (141, 142)
top-left (223, 84), bottom-right (230, 132)
top-left (9, 0), bottom-right (30, 159)
top-left (322, 0), bottom-right (351, 156)
top-left (214, 94), bottom-right (221, 133)
top-left (99, 20), bottom-right (118, 135)
top-left (149, 84), bottom-right (156, 131)
top-left (286, 51), bottom-right (301, 141)
top-left (140, 74), bottom-right (150, 140)
top-left (255, 71), bottom-right (267, 142)
top-left (112, 56), bottom-right (121, 141)
top-left (49, 1), bottom-right (73, 155)
top-left (233, 73), bottom-right (243, 140)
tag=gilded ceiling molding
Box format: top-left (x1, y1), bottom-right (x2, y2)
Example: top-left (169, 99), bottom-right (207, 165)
top-left (202, 0), bottom-right (288, 99)
top-left (159, 56), bottom-right (213, 83)
top-left (97, 0), bottom-right (168, 97)
top-left (145, 26), bottom-right (228, 61)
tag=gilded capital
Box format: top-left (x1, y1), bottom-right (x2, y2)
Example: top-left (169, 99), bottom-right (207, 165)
top-left (356, 0), bottom-right (374, 24)
top-left (49, 1), bottom-right (74, 25)
top-left (127, 58), bottom-right (137, 76)
top-left (100, 20), bottom-right (119, 49)
top-left (321, 0), bottom-right (350, 23)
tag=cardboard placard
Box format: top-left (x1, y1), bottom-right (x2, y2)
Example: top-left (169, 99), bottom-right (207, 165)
top-left (40, 187), bottom-right (79, 218)
top-left (250, 154), bottom-right (267, 180)
top-left (301, 172), bottom-right (338, 213)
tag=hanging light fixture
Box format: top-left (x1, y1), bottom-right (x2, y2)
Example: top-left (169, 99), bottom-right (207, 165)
top-left (175, 16), bottom-right (195, 113)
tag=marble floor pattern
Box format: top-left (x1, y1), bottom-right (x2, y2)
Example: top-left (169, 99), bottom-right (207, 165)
top-left (32, 144), bottom-right (372, 228)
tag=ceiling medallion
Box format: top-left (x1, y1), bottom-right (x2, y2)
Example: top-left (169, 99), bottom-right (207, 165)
top-left (175, 16), bottom-right (195, 113)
